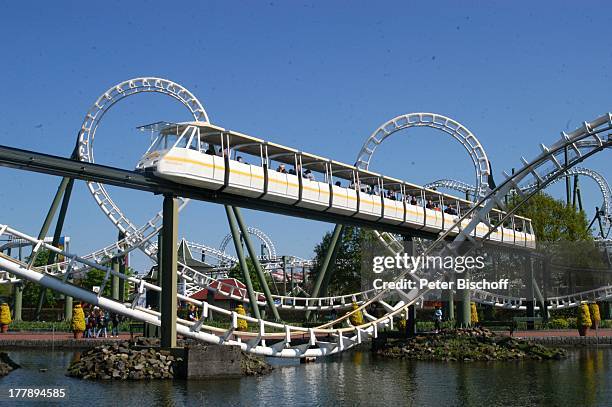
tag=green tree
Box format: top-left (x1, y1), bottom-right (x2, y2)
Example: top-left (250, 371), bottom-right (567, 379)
top-left (22, 249), bottom-right (59, 307)
top-left (228, 257), bottom-right (272, 292)
top-left (312, 226), bottom-right (375, 295)
top-left (510, 192), bottom-right (605, 294)
top-left (510, 192), bottom-right (591, 242)
top-left (76, 265), bottom-right (135, 299)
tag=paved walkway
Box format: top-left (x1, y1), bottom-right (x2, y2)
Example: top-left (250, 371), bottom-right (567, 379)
top-left (0, 329), bottom-right (610, 343)
top-left (0, 332), bottom-right (133, 340)
top-left (512, 329), bottom-right (612, 338)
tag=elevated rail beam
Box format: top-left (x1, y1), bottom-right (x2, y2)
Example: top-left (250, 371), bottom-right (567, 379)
top-left (0, 144), bottom-right (443, 239)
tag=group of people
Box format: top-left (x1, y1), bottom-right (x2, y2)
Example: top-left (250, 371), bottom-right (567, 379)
top-left (425, 200), bottom-right (458, 215)
top-left (274, 160), bottom-right (462, 215)
top-left (200, 143), bottom-right (463, 216)
top-left (84, 306), bottom-right (120, 338)
top-left (276, 164), bottom-right (315, 180)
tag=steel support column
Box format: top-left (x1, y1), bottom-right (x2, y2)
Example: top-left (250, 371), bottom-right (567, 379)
top-left (160, 195), bottom-right (178, 349)
top-left (225, 206), bottom-right (261, 319)
top-left (231, 207), bottom-right (281, 321)
top-left (111, 258), bottom-right (120, 301)
top-left (456, 269), bottom-right (471, 327)
top-left (320, 226), bottom-right (345, 297)
top-left (444, 274), bottom-right (454, 321)
top-left (305, 224), bottom-right (343, 321)
top-left (36, 176), bottom-right (75, 320)
top-left (565, 147), bottom-right (571, 206)
top-left (118, 231), bottom-right (126, 302)
top-left (13, 283), bottom-right (23, 322)
top-left (525, 256), bottom-right (536, 330)
top-left (406, 304), bottom-right (417, 337)
top-left (572, 175), bottom-right (579, 209)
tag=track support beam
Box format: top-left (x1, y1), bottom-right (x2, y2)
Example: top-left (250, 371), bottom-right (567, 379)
top-left (118, 231), bottom-right (126, 303)
top-left (456, 270), bottom-right (471, 327)
top-left (225, 206), bottom-right (261, 319)
top-left (13, 283), bottom-right (23, 322)
top-left (231, 207), bottom-right (280, 321)
top-left (160, 195), bottom-right (178, 349)
top-left (305, 224), bottom-right (344, 321)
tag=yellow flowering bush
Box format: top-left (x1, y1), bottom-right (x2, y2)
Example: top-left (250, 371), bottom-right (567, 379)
top-left (71, 304), bottom-right (85, 332)
top-left (577, 303), bottom-right (592, 327)
top-left (397, 313), bottom-right (407, 332)
top-left (470, 302), bottom-right (479, 324)
top-left (0, 303), bottom-right (11, 326)
top-left (589, 303), bottom-right (601, 323)
top-left (235, 304), bottom-right (248, 331)
top-left (349, 302), bottom-right (364, 326)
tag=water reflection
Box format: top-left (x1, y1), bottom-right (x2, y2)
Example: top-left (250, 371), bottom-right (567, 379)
top-left (0, 348), bottom-right (610, 406)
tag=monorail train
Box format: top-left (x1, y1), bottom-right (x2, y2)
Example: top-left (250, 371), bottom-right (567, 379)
top-left (135, 121), bottom-right (536, 248)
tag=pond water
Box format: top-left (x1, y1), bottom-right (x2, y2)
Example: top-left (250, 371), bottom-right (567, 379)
top-left (0, 347), bottom-right (610, 406)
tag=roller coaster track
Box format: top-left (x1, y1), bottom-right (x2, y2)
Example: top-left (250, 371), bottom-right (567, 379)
top-left (7, 81), bottom-right (609, 316)
top-left (69, 78), bottom-right (348, 309)
top-left (0, 235), bottom-right (354, 311)
top-left (1, 104), bottom-right (611, 357)
top-left (356, 113), bottom-right (491, 198)
top-left (357, 114), bottom-right (612, 313)
top-left (0, 224), bottom-right (395, 358)
top-left (218, 227), bottom-right (277, 260)
top-left (425, 166), bottom-right (612, 238)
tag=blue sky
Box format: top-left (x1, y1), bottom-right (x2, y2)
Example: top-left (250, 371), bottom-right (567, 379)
top-left (0, 1), bottom-right (610, 271)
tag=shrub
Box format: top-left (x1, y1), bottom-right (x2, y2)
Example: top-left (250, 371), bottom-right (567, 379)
top-left (349, 302), bottom-right (364, 326)
top-left (577, 304), bottom-right (592, 327)
top-left (590, 303), bottom-right (601, 323)
top-left (397, 313), bottom-right (407, 332)
top-left (71, 304), bottom-right (85, 332)
top-left (0, 303), bottom-right (11, 325)
top-left (235, 304), bottom-right (248, 332)
top-left (547, 318), bottom-right (570, 329)
top-left (599, 320), bottom-right (612, 329)
top-left (470, 302), bottom-right (479, 324)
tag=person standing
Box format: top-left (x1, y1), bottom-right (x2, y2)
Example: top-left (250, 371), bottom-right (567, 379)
top-left (434, 306), bottom-right (443, 332)
top-left (110, 313), bottom-right (119, 337)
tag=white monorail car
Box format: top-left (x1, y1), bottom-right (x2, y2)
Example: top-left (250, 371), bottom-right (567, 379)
top-left (135, 122), bottom-right (536, 248)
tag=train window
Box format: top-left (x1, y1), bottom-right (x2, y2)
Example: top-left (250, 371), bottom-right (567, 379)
top-left (174, 135), bottom-right (190, 149)
top-left (188, 134), bottom-right (199, 151)
top-left (148, 133), bottom-right (179, 152)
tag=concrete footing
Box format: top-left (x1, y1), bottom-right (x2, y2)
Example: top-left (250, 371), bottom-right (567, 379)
top-left (179, 343), bottom-right (242, 379)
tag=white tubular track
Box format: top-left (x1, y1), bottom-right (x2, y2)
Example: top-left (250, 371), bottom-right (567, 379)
top-left (356, 113), bottom-right (491, 198)
top-left (422, 114), bottom-right (612, 309)
top-left (77, 77), bottom-right (207, 257)
top-left (0, 224), bottom-right (399, 358)
top-left (0, 234), bottom-right (365, 312)
top-left (218, 227), bottom-right (277, 260)
top-left (426, 166), bottom-right (612, 238)
top-left (4, 80), bottom-right (608, 359)
top-left (1, 111), bottom-right (610, 357)
top-left (357, 113), bottom-right (489, 310)
top-left (70, 78), bottom-right (342, 311)
top-left (424, 179), bottom-right (478, 195)
top-left (471, 285), bottom-right (612, 310)
top-left (356, 114), bottom-right (612, 313)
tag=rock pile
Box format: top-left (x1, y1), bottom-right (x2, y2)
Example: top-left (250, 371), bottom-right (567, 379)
top-left (241, 351), bottom-right (273, 376)
top-left (375, 328), bottom-right (567, 361)
top-left (0, 352), bottom-right (19, 376)
top-left (67, 342), bottom-right (182, 380)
